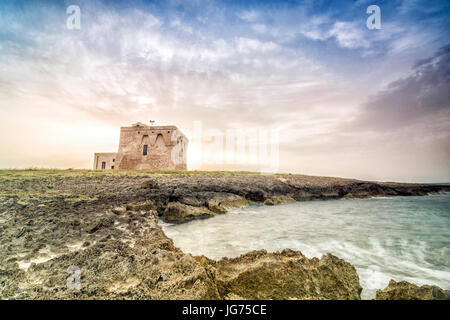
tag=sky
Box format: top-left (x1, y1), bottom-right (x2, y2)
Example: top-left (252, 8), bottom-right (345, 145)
top-left (0, 0), bottom-right (449, 182)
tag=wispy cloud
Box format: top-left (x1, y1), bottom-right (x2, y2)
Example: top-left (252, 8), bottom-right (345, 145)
top-left (329, 21), bottom-right (370, 49)
top-left (0, 0), bottom-right (449, 181)
top-left (236, 9), bottom-right (260, 22)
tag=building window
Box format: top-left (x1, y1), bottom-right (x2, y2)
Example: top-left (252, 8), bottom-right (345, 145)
top-left (101, 161), bottom-right (106, 169)
top-left (111, 166), bottom-right (114, 169)
top-left (112, 159), bottom-right (115, 162)
top-left (143, 144), bottom-right (148, 155)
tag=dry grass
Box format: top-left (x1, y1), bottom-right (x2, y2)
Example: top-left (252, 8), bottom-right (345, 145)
top-left (0, 168), bottom-right (278, 180)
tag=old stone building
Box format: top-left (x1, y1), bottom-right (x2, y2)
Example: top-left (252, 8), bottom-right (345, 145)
top-left (94, 122), bottom-right (188, 170)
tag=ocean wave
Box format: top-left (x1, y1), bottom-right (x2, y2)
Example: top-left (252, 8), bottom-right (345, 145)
top-left (164, 195), bottom-right (450, 299)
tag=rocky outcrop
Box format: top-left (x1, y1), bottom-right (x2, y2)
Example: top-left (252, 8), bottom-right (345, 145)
top-left (162, 192), bottom-right (250, 222)
top-left (375, 280), bottom-right (450, 300)
top-left (163, 202), bottom-right (215, 223)
top-left (1, 170), bottom-right (449, 300)
top-left (0, 205), bottom-right (363, 300)
top-left (137, 174), bottom-right (450, 223)
top-left (205, 193), bottom-right (250, 213)
top-left (213, 249), bottom-right (362, 300)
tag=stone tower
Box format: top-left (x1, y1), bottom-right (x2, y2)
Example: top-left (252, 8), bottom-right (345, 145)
top-left (93, 122), bottom-right (188, 170)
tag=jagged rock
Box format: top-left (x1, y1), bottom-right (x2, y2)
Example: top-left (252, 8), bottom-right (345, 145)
top-left (223, 293), bottom-right (245, 300)
top-left (1, 171), bottom-right (449, 299)
top-left (163, 202), bottom-right (214, 223)
top-left (179, 196), bottom-right (204, 207)
top-left (126, 200), bottom-right (155, 212)
top-left (206, 193), bottom-right (250, 213)
top-left (1, 205), bottom-right (365, 300)
top-left (136, 173), bottom-right (449, 222)
top-left (112, 206), bottom-right (126, 215)
top-left (375, 280), bottom-right (450, 300)
top-left (88, 217), bottom-right (114, 233)
top-left (141, 180), bottom-right (158, 189)
top-left (213, 249), bottom-right (362, 300)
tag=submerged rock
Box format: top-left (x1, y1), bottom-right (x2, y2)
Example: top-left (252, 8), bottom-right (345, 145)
top-left (375, 280), bottom-right (450, 300)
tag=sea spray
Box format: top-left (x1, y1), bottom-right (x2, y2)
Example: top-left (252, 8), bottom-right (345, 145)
top-left (162, 194), bottom-right (450, 300)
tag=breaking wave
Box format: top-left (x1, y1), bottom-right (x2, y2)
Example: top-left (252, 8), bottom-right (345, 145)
top-left (162, 194), bottom-right (450, 299)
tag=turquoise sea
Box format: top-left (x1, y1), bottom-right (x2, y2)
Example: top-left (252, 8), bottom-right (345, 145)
top-left (162, 193), bottom-right (450, 299)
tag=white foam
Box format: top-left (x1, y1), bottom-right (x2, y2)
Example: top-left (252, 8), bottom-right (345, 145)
top-left (162, 194), bottom-right (450, 299)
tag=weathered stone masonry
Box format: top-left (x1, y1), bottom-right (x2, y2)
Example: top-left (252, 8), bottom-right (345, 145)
top-left (93, 122), bottom-right (188, 170)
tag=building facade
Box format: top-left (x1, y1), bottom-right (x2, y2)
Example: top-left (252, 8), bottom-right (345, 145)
top-left (93, 122), bottom-right (188, 170)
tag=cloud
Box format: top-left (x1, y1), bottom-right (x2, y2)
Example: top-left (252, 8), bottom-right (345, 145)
top-left (328, 21), bottom-right (370, 49)
top-left (251, 24), bottom-right (268, 34)
top-left (354, 44), bottom-right (450, 130)
top-left (0, 1), bottom-right (330, 129)
top-left (170, 18), bottom-right (193, 33)
top-left (236, 9), bottom-right (260, 22)
top-left (235, 37), bottom-right (280, 54)
top-left (231, 1), bottom-right (449, 59)
top-left (1, 0), bottom-right (449, 180)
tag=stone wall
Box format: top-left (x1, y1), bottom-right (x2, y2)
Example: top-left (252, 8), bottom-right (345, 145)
top-left (110, 123), bottom-right (187, 170)
top-left (93, 152), bottom-right (117, 170)
top-left (93, 123), bottom-right (188, 170)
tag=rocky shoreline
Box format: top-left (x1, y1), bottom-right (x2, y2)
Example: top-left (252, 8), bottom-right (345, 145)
top-left (143, 173), bottom-right (450, 223)
top-left (0, 170), bottom-right (449, 299)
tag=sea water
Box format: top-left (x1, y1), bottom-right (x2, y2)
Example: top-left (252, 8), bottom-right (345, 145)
top-left (161, 193), bottom-right (450, 299)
